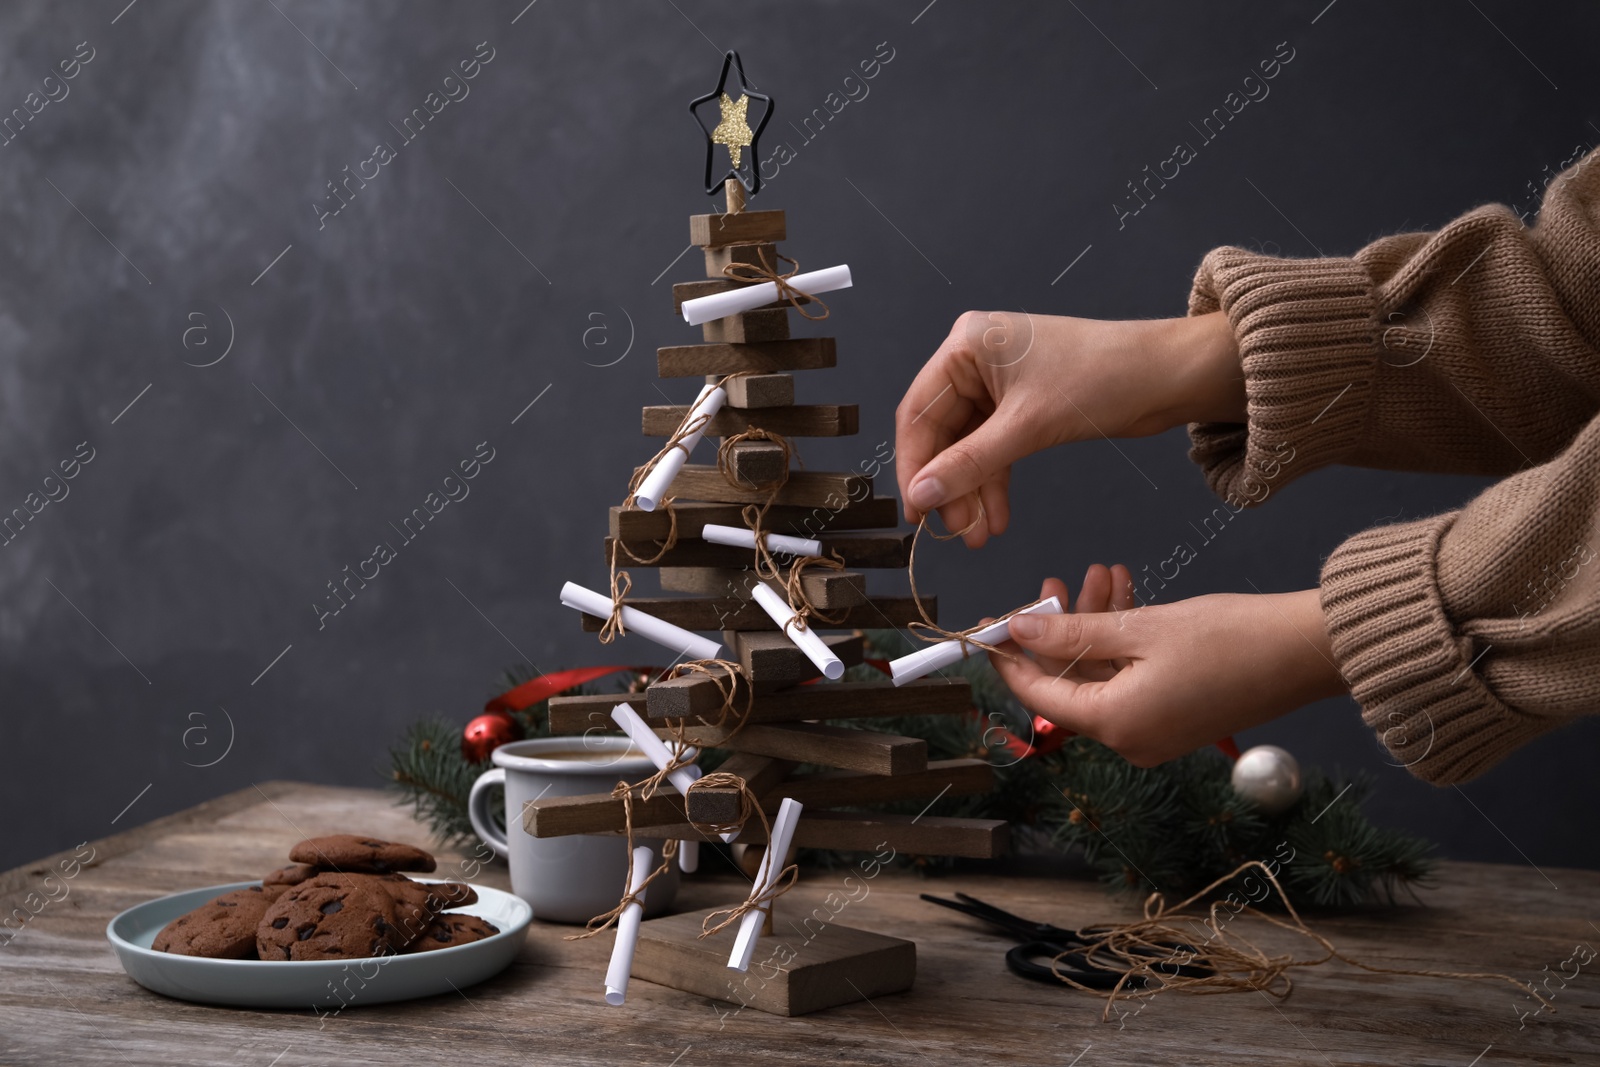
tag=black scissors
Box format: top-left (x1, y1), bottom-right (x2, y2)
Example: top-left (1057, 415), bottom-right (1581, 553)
top-left (921, 891), bottom-right (1212, 989)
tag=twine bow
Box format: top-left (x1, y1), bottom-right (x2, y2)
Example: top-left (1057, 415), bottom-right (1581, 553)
top-left (722, 249), bottom-right (830, 321)
top-left (690, 773), bottom-right (799, 939)
top-left (906, 507), bottom-right (1040, 658)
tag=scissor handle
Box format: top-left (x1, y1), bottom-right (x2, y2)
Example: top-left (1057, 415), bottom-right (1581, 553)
top-left (1006, 941), bottom-right (1150, 990)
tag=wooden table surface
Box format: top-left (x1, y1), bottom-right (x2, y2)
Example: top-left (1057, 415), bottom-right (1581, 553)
top-left (2, 781), bottom-right (1595, 1067)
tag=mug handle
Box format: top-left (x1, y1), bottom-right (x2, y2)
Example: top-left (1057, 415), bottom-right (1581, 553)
top-left (467, 767), bottom-right (509, 859)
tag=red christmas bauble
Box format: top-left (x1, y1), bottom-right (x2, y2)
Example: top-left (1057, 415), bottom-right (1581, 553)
top-left (462, 712), bottom-right (521, 763)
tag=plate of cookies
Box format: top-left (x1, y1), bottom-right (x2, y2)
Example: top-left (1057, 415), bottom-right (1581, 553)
top-left (106, 834), bottom-right (532, 1009)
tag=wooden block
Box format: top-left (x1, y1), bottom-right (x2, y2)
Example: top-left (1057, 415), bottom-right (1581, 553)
top-left (551, 677), bottom-right (971, 735)
top-left (522, 752), bottom-right (794, 838)
top-left (702, 308), bottom-right (790, 344)
top-left (545, 692), bottom-right (647, 735)
top-left (690, 209), bottom-right (786, 248)
top-left (644, 403), bottom-right (857, 438)
top-left (683, 752), bottom-right (792, 826)
top-left (612, 498), bottom-right (899, 542)
top-left (628, 465), bottom-right (866, 508)
top-left (723, 372), bottom-right (795, 409)
top-left (704, 241), bottom-right (777, 276)
top-left (676, 721), bottom-right (927, 776)
top-left (523, 757), bottom-right (989, 837)
top-left (644, 663), bottom-right (749, 720)
top-left (638, 811), bottom-right (1011, 859)
top-left (723, 440), bottom-right (788, 488)
top-left (780, 759), bottom-right (993, 810)
top-left (606, 530), bottom-right (913, 570)
top-left (657, 338), bottom-right (836, 378)
top-left (638, 677), bottom-right (973, 728)
top-left (730, 630), bottom-right (863, 686)
top-left (658, 566), bottom-right (753, 597)
top-left (631, 911), bottom-right (914, 1016)
top-left (795, 569), bottom-right (867, 608)
top-left (660, 566), bottom-right (866, 609)
top-left (672, 278), bottom-right (807, 315)
top-left (524, 788), bottom-right (689, 837)
top-left (578, 595), bottom-right (932, 633)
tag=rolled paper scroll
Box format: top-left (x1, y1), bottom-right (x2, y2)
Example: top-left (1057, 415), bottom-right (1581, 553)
top-left (888, 596), bottom-right (1065, 686)
top-left (701, 523), bottom-right (823, 560)
top-left (560, 581), bottom-right (723, 662)
top-left (633, 383), bottom-right (726, 512)
top-left (680, 265), bottom-right (853, 327)
top-left (750, 582), bottom-right (844, 680)
top-left (727, 796), bottom-right (803, 973)
top-left (603, 844), bottom-right (654, 1006)
top-left (609, 702), bottom-right (726, 862)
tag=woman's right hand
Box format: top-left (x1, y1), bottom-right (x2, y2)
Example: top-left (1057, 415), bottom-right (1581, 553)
top-left (893, 310), bottom-right (1245, 547)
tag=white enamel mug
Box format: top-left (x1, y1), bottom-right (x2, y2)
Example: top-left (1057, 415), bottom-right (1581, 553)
top-left (467, 736), bottom-right (679, 923)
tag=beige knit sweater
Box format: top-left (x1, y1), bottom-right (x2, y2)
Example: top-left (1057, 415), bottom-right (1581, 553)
top-left (1187, 147), bottom-right (1600, 785)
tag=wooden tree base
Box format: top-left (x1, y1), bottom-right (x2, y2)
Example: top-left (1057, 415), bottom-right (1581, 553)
top-left (630, 909), bottom-right (915, 1016)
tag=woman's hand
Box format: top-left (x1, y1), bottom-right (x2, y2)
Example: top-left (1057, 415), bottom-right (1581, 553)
top-left (893, 311), bottom-right (1244, 547)
top-left (989, 579), bottom-right (1348, 766)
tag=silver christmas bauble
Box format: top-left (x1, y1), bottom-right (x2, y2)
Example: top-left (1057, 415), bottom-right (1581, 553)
top-left (1230, 745), bottom-right (1303, 815)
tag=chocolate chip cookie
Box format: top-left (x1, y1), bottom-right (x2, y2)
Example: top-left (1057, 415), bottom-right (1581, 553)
top-left (373, 877), bottom-right (477, 946)
top-left (263, 862), bottom-right (319, 886)
top-left (255, 874), bottom-right (413, 961)
top-left (153, 884), bottom-right (287, 959)
top-left (287, 834), bottom-right (436, 874)
top-left (404, 914), bottom-right (500, 953)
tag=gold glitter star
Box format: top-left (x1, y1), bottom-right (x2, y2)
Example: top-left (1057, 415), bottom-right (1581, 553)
top-left (711, 92), bottom-right (753, 169)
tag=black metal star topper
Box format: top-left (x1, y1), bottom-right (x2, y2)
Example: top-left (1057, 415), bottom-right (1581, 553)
top-left (689, 51), bottom-right (773, 197)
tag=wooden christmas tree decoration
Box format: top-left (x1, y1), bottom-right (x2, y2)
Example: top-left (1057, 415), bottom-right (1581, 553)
top-left (530, 52), bottom-right (1010, 1016)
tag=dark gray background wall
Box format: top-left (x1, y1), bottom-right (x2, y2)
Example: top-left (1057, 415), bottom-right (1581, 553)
top-left (2, 0), bottom-right (1595, 877)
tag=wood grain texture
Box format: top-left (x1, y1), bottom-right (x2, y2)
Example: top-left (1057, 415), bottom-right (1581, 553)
top-left (5, 781), bottom-right (1596, 1065)
top-left (704, 240), bottom-right (777, 276)
top-left (546, 678), bottom-right (972, 735)
top-left (702, 308), bottom-right (790, 344)
top-left (724, 373), bottom-right (795, 408)
top-left (674, 721), bottom-right (928, 776)
top-left (524, 759), bottom-right (992, 837)
top-left (635, 811), bottom-right (1011, 859)
top-left (731, 630), bottom-right (865, 686)
top-left (577, 595), bottom-right (932, 633)
top-left (610, 497), bottom-right (899, 541)
top-left (690, 209), bottom-right (786, 247)
top-left (606, 530), bottom-right (912, 569)
top-left (648, 677), bottom-right (973, 725)
top-left (720, 440), bottom-right (789, 488)
top-left (628, 465), bottom-right (867, 507)
top-left (643, 404), bottom-right (858, 438)
top-left (659, 567), bottom-right (866, 608)
top-left (631, 910), bottom-right (916, 1016)
top-left (683, 753), bottom-right (794, 827)
top-left (657, 338), bottom-right (836, 377)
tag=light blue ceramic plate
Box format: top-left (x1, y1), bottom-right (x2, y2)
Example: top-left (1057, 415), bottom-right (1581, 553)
top-left (107, 880), bottom-right (532, 1009)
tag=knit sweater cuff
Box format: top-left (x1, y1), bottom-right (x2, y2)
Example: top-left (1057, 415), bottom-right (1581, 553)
top-left (1321, 515), bottom-right (1557, 784)
top-left (1187, 249), bottom-right (1378, 505)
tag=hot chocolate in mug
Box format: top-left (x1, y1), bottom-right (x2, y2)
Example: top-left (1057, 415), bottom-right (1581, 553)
top-left (468, 736), bottom-right (679, 923)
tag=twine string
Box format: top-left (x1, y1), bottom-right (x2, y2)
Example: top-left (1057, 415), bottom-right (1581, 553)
top-left (571, 655), bottom-right (762, 938)
top-left (691, 772), bottom-right (799, 939)
top-left (663, 658), bottom-right (754, 742)
top-left (905, 507), bottom-right (1039, 658)
top-left (1050, 859), bottom-right (1555, 1022)
top-left (600, 404), bottom-right (715, 642)
top-left (721, 249), bottom-right (831, 322)
top-left (564, 785), bottom-right (682, 941)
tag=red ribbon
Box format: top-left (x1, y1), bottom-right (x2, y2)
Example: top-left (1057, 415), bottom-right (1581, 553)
top-left (485, 665), bottom-right (651, 714)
